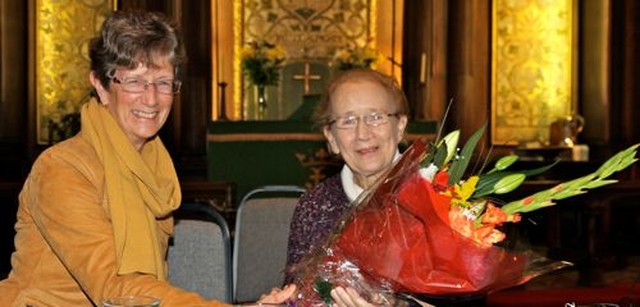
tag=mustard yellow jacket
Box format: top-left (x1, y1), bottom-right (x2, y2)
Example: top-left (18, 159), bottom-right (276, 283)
top-left (0, 134), bottom-right (229, 307)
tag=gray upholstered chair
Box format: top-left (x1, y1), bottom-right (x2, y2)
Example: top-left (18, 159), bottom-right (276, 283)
top-left (232, 185), bottom-right (306, 303)
top-left (168, 202), bottom-right (233, 303)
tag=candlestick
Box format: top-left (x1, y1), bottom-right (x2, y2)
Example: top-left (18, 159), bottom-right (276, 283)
top-left (218, 81), bottom-right (228, 121)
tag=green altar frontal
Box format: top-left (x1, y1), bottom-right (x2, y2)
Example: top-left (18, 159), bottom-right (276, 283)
top-left (207, 120), bottom-right (438, 208)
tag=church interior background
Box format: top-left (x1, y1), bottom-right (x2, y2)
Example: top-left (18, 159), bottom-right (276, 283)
top-left (3, 0), bottom-right (640, 297)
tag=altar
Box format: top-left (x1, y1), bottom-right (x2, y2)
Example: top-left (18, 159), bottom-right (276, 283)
top-left (206, 120), bottom-right (438, 207)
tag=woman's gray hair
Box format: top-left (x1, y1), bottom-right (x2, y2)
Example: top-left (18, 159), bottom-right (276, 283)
top-left (89, 10), bottom-right (187, 89)
top-left (313, 69), bottom-right (409, 129)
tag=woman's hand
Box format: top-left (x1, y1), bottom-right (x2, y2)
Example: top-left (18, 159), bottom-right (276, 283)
top-left (330, 286), bottom-right (380, 307)
top-left (256, 284), bottom-right (297, 305)
top-left (330, 287), bottom-right (414, 307)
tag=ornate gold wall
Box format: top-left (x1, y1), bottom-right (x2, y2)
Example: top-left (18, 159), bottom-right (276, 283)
top-left (35, 0), bottom-right (114, 144)
top-left (212, 0), bottom-right (403, 121)
top-left (491, 0), bottom-right (575, 145)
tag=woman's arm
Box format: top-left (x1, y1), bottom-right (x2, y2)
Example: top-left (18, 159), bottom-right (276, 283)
top-left (24, 145), bottom-right (226, 306)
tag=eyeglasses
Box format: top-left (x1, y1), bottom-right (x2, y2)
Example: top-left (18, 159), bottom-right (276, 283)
top-left (329, 112), bottom-right (399, 129)
top-left (111, 76), bottom-right (182, 95)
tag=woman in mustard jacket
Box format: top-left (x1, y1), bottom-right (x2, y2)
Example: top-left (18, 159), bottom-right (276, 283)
top-left (0, 10), bottom-right (294, 306)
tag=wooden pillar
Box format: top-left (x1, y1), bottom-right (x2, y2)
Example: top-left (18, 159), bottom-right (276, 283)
top-left (174, 1), bottom-right (212, 179)
top-left (446, 0), bottom-right (491, 143)
top-left (579, 0), bottom-right (611, 147)
top-left (611, 0), bottom-right (640, 149)
top-left (402, 0), bottom-right (448, 123)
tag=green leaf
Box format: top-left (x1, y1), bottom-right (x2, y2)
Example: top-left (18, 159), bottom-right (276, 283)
top-left (473, 170), bottom-right (513, 198)
top-left (421, 141), bottom-right (438, 167)
top-left (617, 158), bottom-right (639, 172)
top-left (502, 144), bottom-right (638, 215)
top-left (472, 160), bottom-right (558, 199)
top-left (314, 279), bottom-right (334, 306)
top-left (493, 173), bottom-right (526, 194)
top-left (519, 160), bottom-right (560, 177)
top-left (561, 175), bottom-right (596, 190)
top-left (488, 155), bottom-right (519, 174)
top-left (583, 179), bottom-right (618, 189)
top-left (595, 156), bottom-right (621, 179)
top-left (518, 200), bottom-right (556, 213)
top-left (553, 190), bottom-right (587, 200)
top-left (433, 143), bottom-right (449, 168)
top-left (614, 145), bottom-right (639, 171)
top-left (448, 123), bottom-right (486, 185)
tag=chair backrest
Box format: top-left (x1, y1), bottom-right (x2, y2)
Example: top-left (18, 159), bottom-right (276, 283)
top-left (168, 202), bottom-right (233, 303)
top-left (232, 185), bottom-right (306, 303)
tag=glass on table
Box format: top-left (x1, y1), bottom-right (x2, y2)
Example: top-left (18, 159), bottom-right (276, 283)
top-left (101, 295), bottom-right (161, 307)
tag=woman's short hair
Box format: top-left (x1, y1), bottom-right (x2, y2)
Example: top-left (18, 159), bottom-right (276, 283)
top-left (89, 10), bottom-right (187, 89)
top-left (313, 69), bottom-right (409, 128)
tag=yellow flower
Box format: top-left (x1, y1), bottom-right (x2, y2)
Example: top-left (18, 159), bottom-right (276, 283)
top-left (333, 40), bottom-right (380, 71)
top-left (451, 176), bottom-right (480, 208)
top-left (241, 47), bottom-right (255, 59)
top-left (240, 39), bottom-right (287, 85)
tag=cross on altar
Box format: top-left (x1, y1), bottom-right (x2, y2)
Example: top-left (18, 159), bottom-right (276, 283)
top-left (292, 62), bottom-right (321, 94)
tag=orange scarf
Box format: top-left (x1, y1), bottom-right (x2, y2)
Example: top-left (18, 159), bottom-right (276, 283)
top-left (80, 99), bottom-right (181, 280)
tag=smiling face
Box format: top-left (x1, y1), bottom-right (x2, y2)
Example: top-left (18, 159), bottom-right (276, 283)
top-left (323, 79), bottom-right (408, 188)
top-left (90, 60), bottom-right (175, 151)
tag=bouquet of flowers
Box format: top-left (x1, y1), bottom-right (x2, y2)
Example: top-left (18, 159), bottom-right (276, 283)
top-left (240, 39), bottom-right (287, 86)
top-left (288, 123), bottom-right (638, 306)
top-left (333, 40), bottom-right (380, 71)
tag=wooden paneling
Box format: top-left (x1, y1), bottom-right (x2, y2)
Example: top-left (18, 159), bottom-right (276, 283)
top-left (0, 181), bottom-right (22, 280)
top-left (401, 0), bottom-right (492, 145)
top-left (0, 1), bottom-right (28, 142)
top-left (611, 0), bottom-right (640, 148)
top-left (0, 1), bottom-right (29, 176)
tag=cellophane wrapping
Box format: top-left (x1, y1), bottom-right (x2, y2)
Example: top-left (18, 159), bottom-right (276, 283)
top-left (288, 139), bottom-right (571, 306)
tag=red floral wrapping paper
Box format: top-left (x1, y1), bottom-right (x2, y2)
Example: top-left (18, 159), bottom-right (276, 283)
top-left (336, 171), bottom-right (530, 295)
top-left (290, 139), bottom-right (573, 306)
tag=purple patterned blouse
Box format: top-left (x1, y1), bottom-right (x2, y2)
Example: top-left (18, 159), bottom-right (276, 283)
top-left (284, 174), bottom-right (351, 284)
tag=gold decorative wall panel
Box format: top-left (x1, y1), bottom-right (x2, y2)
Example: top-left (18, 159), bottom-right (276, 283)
top-left (236, 0), bottom-right (376, 120)
top-left (35, 0), bottom-right (114, 144)
top-left (491, 0), bottom-right (575, 145)
top-left (242, 0), bottom-right (376, 60)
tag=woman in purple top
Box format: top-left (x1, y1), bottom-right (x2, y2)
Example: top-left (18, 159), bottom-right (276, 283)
top-left (285, 69), bottom-right (409, 307)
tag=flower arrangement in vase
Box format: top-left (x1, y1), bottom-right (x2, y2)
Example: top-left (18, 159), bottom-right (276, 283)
top-left (240, 39), bottom-right (286, 119)
top-left (333, 39), bottom-right (380, 71)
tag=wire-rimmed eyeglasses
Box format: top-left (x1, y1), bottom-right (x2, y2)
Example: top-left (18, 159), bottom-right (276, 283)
top-left (111, 76), bottom-right (182, 95)
top-left (328, 112), bottom-right (399, 129)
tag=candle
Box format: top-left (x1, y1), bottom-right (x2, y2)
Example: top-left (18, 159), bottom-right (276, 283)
top-left (420, 52), bottom-right (427, 84)
top-left (219, 55), bottom-right (224, 82)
